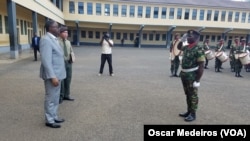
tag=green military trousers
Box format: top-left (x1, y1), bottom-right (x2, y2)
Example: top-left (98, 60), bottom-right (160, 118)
top-left (60, 61), bottom-right (72, 100)
top-left (180, 78), bottom-right (198, 113)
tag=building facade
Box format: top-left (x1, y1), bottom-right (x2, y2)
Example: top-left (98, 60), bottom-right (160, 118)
top-left (0, 0), bottom-right (250, 58)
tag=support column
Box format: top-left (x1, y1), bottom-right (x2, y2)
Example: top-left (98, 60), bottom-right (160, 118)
top-left (7, 0), bottom-right (18, 59)
top-left (138, 25), bottom-right (144, 48)
top-left (32, 11), bottom-right (38, 34)
top-left (53, 0), bottom-right (56, 5)
top-left (222, 28), bottom-right (233, 40)
top-left (59, 0), bottom-right (62, 11)
top-left (108, 23), bottom-right (112, 38)
top-left (246, 33), bottom-right (250, 44)
top-left (166, 26), bottom-right (176, 48)
top-left (75, 21), bottom-right (80, 46)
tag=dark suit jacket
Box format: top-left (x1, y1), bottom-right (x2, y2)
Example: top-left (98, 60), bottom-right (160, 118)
top-left (32, 36), bottom-right (40, 49)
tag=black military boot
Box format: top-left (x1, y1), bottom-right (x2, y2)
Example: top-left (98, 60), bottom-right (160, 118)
top-left (184, 113), bottom-right (196, 122)
top-left (179, 111), bottom-right (190, 117)
top-left (238, 73), bottom-right (243, 77)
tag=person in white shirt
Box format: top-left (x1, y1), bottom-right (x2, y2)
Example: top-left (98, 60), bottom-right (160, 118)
top-left (98, 33), bottom-right (114, 76)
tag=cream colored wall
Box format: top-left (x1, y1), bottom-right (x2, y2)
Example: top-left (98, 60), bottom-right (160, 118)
top-left (0, 1), bottom-right (50, 47)
top-left (63, 0), bottom-right (250, 32)
top-left (13, 0), bottom-right (64, 24)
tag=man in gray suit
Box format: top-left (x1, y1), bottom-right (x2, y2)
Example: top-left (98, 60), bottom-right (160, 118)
top-left (39, 20), bottom-right (66, 128)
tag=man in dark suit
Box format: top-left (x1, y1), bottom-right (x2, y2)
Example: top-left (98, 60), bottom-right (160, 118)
top-left (32, 33), bottom-right (40, 61)
top-left (39, 20), bottom-right (66, 128)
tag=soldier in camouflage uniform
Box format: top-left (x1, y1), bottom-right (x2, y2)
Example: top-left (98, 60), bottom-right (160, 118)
top-left (234, 38), bottom-right (247, 77)
top-left (177, 30), bottom-right (205, 122)
top-left (229, 37), bottom-right (239, 72)
top-left (202, 39), bottom-right (210, 69)
top-left (214, 39), bottom-right (225, 72)
top-left (169, 33), bottom-right (181, 77)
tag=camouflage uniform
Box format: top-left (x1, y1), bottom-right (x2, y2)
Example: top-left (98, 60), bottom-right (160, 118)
top-left (179, 45), bottom-right (205, 114)
top-left (229, 44), bottom-right (237, 72)
top-left (170, 40), bottom-right (180, 76)
top-left (214, 44), bottom-right (225, 72)
top-left (235, 45), bottom-right (245, 77)
top-left (202, 43), bottom-right (210, 68)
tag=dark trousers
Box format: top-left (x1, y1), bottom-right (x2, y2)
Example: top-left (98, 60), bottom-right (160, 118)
top-left (60, 61), bottom-right (72, 100)
top-left (99, 54), bottom-right (113, 74)
top-left (170, 56), bottom-right (180, 75)
top-left (180, 74), bottom-right (198, 113)
top-left (33, 46), bottom-right (39, 60)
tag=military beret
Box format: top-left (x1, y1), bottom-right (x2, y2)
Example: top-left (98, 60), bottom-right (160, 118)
top-left (187, 29), bottom-right (200, 41)
top-left (59, 26), bottom-right (68, 33)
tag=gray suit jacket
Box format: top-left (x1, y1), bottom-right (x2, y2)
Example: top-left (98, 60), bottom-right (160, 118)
top-left (39, 33), bottom-right (66, 80)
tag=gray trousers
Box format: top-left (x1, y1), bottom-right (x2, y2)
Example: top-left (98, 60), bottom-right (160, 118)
top-left (44, 79), bottom-right (61, 123)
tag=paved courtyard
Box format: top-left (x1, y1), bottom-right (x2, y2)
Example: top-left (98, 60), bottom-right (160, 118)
top-left (0, 46), bottom-right (249, 141)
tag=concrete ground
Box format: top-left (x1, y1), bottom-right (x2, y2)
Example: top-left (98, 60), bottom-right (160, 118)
top-left (0, 46), bottom-right (249, 141)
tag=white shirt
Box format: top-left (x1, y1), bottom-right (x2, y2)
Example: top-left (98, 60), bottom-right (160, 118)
top-left (101, 39), bottom-right (113, 54)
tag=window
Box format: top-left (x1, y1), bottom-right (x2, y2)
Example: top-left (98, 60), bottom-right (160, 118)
top-left (105, 4), bottom-right (110, 16)
top-left (88, 31), bottom-right (93, 38)
top-left (211, 35), bottom-right (216, 42)
top-left (87, 3), bottom-right (93, 15)
top-left (24, 21), bottom-right (27, 35)
top-left (138, 6), bottom-right (143, 18)
top-left (96, 31), bottom-right (100, 39)
top-left (111, 32), bottom-right (114, 39)
top-left (78, 2), bottom-right (84, 14)
top-left (96, 3), bottom-right (101, 15)
top-left (241, 12), bottom-right (246, 23)
top-left (199, 9), bottom-right (204, 20)
top-left (217, 35), bottom-right (221, 41)
top-left (143, 33), bottom-right (147, 40)
top-left (192, 9), bottom-right (197, 20)
top-left (235, 12), bottom-right (239, 22)
top-left (153, 7), bottom-right (159, 19)
top-left (155, 34), bottom-right (160, 41)
top-left (248, 13), bottom-right (250, 23)
top-left (16, 19), bottom-right (19, 26)
top-left (130, 6), bottom-right (135, 17)
top-left (228, 11), bottom-right (233, 22)
top-left (199, 35), bottom-right (204, 41)
top-left (146, 7), bottom-right (151, 18)
top-left (207, 10), bottom-right (212, 21)
top-left (130, 33), bottom-right (134, 41)
top-left (149, 33), bottom-right (153, 41)
top-left (81, 31), bottom-right (86, 38)
top-left (169, 8), bottom-right (175, 19)
top-left (69, 1), bottom-right (75, 13)
top-left (214, 11), bottom-right (219, 21)
top-left (0, 15), bottom-right (2, 33)
top-left (121, 5), bottom-right (127, 17)
top-left (4, 16), bottom-right (8, 34)
top-left (221, 11), bottom-right (226, 22)
top-left (113, 4), bottom-right (119, 16)
top-left (162, 34), bottom-right (166, 41)
top-left (123, 33), bottom-right (127, 40)
top-left (161, 7), bottom-right (166, 19)
top-left (205, 35), bottom-right (210, 40)
top-left (68, 30), bottom-right (71, 37)
top-left (116, 32), bottom-right (121, 40)
top-left (20, 20), bottom-right (23, 35)
top-left (184, 9), bottom-right (190, 20)
top-left (177, 8), bottom-right (182, 19)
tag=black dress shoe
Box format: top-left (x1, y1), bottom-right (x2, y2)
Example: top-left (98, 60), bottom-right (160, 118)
top-left (184, 113), bottom-right (196, 122)
top-left (45, 123), bottom-right (61, 128)
top-left (55, 118), bottom-right (65, 123)
top-left (179, 112), bottom-right (190, 117)
top-left (63, 97), bottom-right (74, 101)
